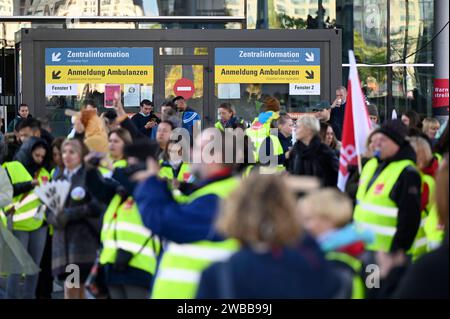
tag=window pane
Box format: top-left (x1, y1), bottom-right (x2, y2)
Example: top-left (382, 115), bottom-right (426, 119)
top-left (274, 0), bottom-right (337, 30)
top-left (392, 66), bottom-right (433, 117)
top-left (164, 64), bottom-right (204, 119)
top-left (215, 83), bottom-right (321, 122)
top-left (159, 47), bottom-right (208, 55)
top-left (0, 23), bottom-right (31, 48)
top-left (156, 0), bottom-right (243, 16)
top-left (10, 0), bottom-right (245, 17)
top-left (390, 0), bottom-right (434, 63)
top-left (353, 0), bottom-right (388, 64)
top-left (353, 67), bottom-right (388, 121)
top-left (45, 82), bottom-right (153, 137)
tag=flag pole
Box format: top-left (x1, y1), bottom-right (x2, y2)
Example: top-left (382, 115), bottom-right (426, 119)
top-left (337, 50), bottom-right (372, 191)
top-left (357, 154), bottom-right (362, 174)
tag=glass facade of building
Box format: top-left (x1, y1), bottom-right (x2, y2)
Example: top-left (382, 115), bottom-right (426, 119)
top-left (0, 0), bottom-right (436, 122)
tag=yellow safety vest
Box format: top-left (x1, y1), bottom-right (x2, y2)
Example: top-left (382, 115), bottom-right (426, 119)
top-left (411, 173), bottom-right (436, 261)
top-left (113, 159), bottom-right (128, 169)
top-left (0, 162), bottom-right (50, 231)
top-left (353, 158), bottom-right (417, 252)
top-left (96, 160), bottom-right (128, 180)
top-left (100, 195), bottom-right (160, 275)
top-left (424, 206), bottom-right (445, 252)
top-left (215, 119), bottom-right (245, 132)
top-left (98, 166), bottom-right (112, 178)
top-left (325, 251), bottom-right (365, 299)
top-left (158, 161), bottom-right (192, 203)
top-left (215, 121), bottom-right (225, 132)
top-left (151, 176), bottom-right (240, 299)
top-left (422, 174), bottom-right (444, 252)
top-left (159, 162), bottom-right (191, 183)
top-left (246, 114), bottom-right (278, 153)
top-left (257, 134), bottom-right (286, 172)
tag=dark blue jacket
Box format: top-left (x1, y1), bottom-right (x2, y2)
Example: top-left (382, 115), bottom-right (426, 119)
top-left (330, 102), bottom-right (346, 140)
top-left (133, 175), bottom-right (228, 243)
top-left (196, 234), bottom-right (343, 299)
top-left (130, 112), bottom-right (159, 138)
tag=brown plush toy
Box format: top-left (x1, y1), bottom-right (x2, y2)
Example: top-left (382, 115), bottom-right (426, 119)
top-left (66, 109), bottom-right (109, 153)
top-left (79, 109), bottom-right (109, 153)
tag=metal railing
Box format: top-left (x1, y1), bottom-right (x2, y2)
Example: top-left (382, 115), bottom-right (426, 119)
top-left (0, 15), bottom-right (246, 24)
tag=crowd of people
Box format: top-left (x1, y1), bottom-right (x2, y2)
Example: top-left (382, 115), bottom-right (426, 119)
top-left (0, 88), bottom-right (448, 299)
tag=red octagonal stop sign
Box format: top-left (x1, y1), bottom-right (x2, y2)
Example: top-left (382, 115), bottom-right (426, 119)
top-left (174, 78), bottom-right (195, 100)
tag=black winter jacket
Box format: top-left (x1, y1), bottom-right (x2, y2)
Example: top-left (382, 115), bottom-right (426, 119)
top-left (287, 135), bottom-right (339, 187)
top-left (130, 112), bottom-right (160, 138)
top-left (393, 235), bottom-right (449, 299)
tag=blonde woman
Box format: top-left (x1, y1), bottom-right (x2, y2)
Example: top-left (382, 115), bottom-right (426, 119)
top-left (422, 118), bottom-right (440, 147)
top-left (298, 189), bottom-right (374, 299)
top-left (287, 115), bottom-right (339, 186)
top-left (196, 174), bottom-right (342, 299)
top-left (47, 139), bottom-right (105, 299)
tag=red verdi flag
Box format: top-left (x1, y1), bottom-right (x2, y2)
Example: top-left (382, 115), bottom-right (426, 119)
top-left (337, 51), bottom-right (372, 191)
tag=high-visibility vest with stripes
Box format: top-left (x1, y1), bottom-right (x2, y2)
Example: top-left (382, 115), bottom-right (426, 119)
top-left (242, 164), bottom-right (285, 178)
top-left (215, 121), bottom-right (225, 132)
top-left (98, 159), bottom-right (127, 178)
top-left (325, 251), bottom-right (365, 299)
top-left (98, 160), bottom-right (128, 179)
top-left (98, 166), bottom-right (112, 178)
top-left (246, 119), bottom-right (273, 153)
top-left (113, 159), bottom-right (128, 169)
top-left (159, 163), bottom-right (191, 183)
top-left (0, 162), bottom-right (50, 232)
top-left (151, 176), bottom-right (240, 299)
top-left (214, 119), bottom-right (245, 132)
top-left (257, 134), bottom-right (286, 172)
top-left (411, 173), bottom-right (436, 260)
top-left (100, 195), bottom-right (160, 275)
top-left (421, 173), bottom-right (444, 252)
top-left (353, 158), bottom-right (417, 252)
top-left (424, 205), bottom-right (445, 252)
top-left (159, 162), bottom-right (192, 203)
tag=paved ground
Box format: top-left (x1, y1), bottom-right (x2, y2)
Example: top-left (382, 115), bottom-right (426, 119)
top-left (0, 275), bottom-right (65, 299)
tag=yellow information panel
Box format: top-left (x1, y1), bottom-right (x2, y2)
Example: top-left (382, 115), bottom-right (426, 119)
top-left (45, 66), bottom-right (154, 84)
top-left (215, 48), bottom-right (321, 89)
top-left (45, 48), bottom-right (154, 93)
top-left (215, 65), bottom-right (320, 84)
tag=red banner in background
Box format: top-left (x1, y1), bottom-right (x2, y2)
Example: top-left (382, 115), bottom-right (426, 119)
top-left (433, 78), bottom-right (449, 109)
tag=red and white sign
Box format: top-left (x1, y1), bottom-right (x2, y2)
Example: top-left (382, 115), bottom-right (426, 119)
top-left (337, 50), bottom-right (372, 191)
top-left (433, 78), bottom-right (449, 108)
top-left (174, 78), bottom-right (195, 100)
